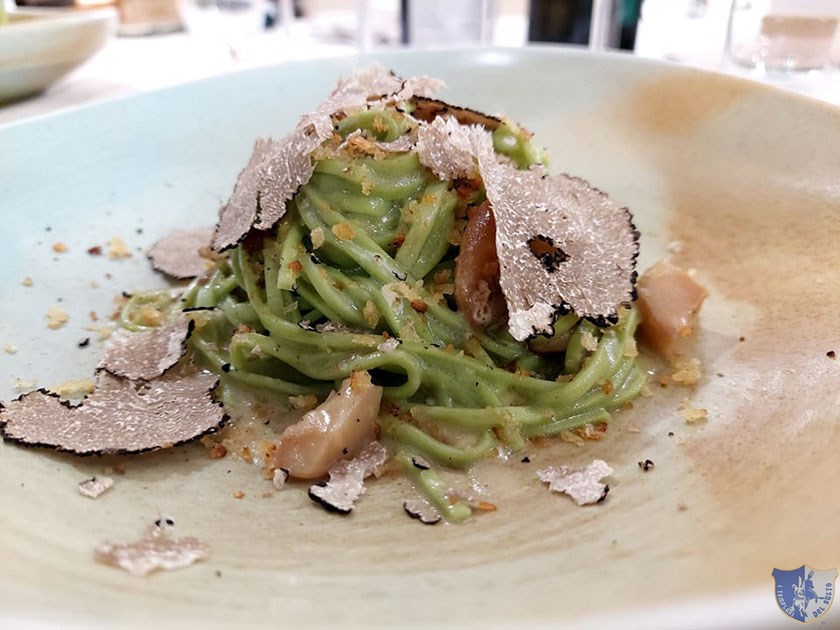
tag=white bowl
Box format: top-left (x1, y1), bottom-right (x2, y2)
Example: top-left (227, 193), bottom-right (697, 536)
top-left (0, 8), bottom-right (118, 104)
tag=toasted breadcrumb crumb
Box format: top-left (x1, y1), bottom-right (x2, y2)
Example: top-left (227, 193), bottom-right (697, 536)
top-left (12, 378), bottom-right (38, 390)
top-left (310, 227), bottom-right (325, 249)
top-left (363, 301), bottom-right (381, 328)
top-left (135, 305), bottom-right (164, 327)
top-left (4, 345), bottom-right (17, 355)
top-left (208, 444), bottom-right (227, 459)
top-left (559, 431), bottom-right (586, 446)
top-left (107, 236), bottom-right (132, 259)
top-left (46, 305), bottom-right (69, 330)
top-left (289, 394), bottom-right (318, 412)
top-left (580, 330), bottom-right (599, 352)
top-left (85, 325), bottom-right (114, 341)
top-left (233, 491), bottom-right (245, 499)
top-left (331, 222), bottom-right (355, 241)
top-left (54, 379), bottom-right (96, 398)
top-left (680, 399), bottom-right (708, 423)
top-left (52, 242), bottom-right (68, 253)
top-left (671, 358), bottom-right (702, 386)
top-left (21, 277), bottom-right (33, 287)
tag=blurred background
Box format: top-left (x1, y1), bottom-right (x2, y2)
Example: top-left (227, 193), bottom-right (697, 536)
top-left (1, 0), bottom-right (839, 123)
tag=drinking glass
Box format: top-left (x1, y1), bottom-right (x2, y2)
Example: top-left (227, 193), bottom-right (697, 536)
top-left (725, 0), bottom-right (840, 72)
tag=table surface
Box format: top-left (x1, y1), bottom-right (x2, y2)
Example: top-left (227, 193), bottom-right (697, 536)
top-left (1, 0), bottom-right (838, 126)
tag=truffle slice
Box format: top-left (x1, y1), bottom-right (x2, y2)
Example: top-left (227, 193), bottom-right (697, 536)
top-left (408, 96), bottom-right (503, 131)
top-left (212, 138), bottom-right (284, 252)
top-left (308, 441), bottom-right (388, 515)
top-left (213, 68), bottom-right (438, 252)
top-left (416, 117), bottom-right (485, 181)
top-left (147, 227), bottom-right (215, 279)
top-left (403, 499), bottom-right (442, 525)
top-left (95, 534), bottom-right (208, 577)
top-left (422, 120), bottom-right (638, 339)
top-left (537, 459), bottom-right (613, 506)
top-left (98, 315), bottom-right (194, 381)
top-left (0, 369), bottom-right (226, 455)
top-left (480, 165), bottom-right (639, 339)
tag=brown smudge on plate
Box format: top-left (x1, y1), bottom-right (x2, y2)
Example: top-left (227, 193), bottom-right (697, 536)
top-left (627, 71), bottom-right (753, 137)
top-left (618, 69), bottom-right (840, 584)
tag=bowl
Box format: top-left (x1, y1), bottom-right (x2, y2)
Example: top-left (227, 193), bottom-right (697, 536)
top-left (0, 8), bottom-right (118, 104)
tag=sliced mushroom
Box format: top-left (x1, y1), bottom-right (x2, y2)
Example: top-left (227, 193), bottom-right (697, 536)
top-left (635, 259), bottom-right (708, 358)
top-left (271, 371), bottom-right (383, 479)
top-left (454, 201), bottom-right (508, 330)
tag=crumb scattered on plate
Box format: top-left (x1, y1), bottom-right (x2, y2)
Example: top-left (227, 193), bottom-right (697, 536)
top-left (78, 476), bottom-right (114, 498)
top-left (46, 305), bottom-right (69, 330)
top-left (107, 236), bottom-right (132, 259)
top-left (680, 399), bottom-right (708, 424)
top-left (538, 459), bottom-right (613, 506)
top-left (94, 529), bottom-right (208, 576)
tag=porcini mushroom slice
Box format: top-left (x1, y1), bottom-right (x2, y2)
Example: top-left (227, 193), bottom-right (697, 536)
top-left (408, 96), bottom-right (503, 131)
top-left (454, 201), bottom-right (508, 330)
top-left (635, 259), bottom-right (708, 358)
top-left (272, 371), bottom-right (383, 479)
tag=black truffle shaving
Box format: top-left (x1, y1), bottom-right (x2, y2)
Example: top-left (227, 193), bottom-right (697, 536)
top-left (0, 370), bottom-right (228, 456)
top-left (411, 456), bottom-right (430, 470)
top-left (597, 485), bottom-right (610, 503)
top-left (403, 500), bottom-right (441, 525)
top-left (406, 96), bottom-right (504, 132)
top-left (527, 235), bottom-right (570, 273)
top-left (307, 482), bottom-right (352, 516)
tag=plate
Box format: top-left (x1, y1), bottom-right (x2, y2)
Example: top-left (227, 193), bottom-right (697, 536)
top-left (0, 8), bottom-right (117, 104)
top-left (2, 47), bottom-right (839, 629)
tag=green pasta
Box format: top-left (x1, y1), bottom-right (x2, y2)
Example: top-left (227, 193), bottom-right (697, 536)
top-left (126, 106), bottom-right (646, 520)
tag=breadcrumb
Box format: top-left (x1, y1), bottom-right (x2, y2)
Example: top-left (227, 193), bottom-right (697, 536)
top-left (21, 277), bottom-right (33, 287)
top-left (46, 305), bottom-right (69, 330)
top-left (580, 330), bottom-right (599, 352)
top-left (12, 378), bottom-right (38, 390)
top-left (671, 358), bottom-right (702, 386)
top-left (4, 345), bottom-right (17, 355)
top-left (559, 431), bottom-right (586, 446)
top-left (310, 227), bottom-right (325, 249)
top-left (85, 325), bottom-right (114, 341)
top-left (363, 300), bottom-right (381, 328)
top-left (289, 394), bottom-right (319, 412)
top-left (52, 242), bottom-right (68, 253)
top-left (53, 379), bottom-right (96, 398)
top-left (680, 399), bottom-right (708, 423)
top-left (107, 236), bottom-right (132, 259)
top-left (331, 222), bottom-right (355, 241)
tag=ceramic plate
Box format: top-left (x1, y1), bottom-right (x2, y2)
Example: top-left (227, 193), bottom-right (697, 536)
top-left (1, 48), bottom-right (839, 629)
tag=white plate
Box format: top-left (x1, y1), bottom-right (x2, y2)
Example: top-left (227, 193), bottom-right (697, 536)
top-left (0, 8), bottom-right (117, 104)
top-left (1, 48), bottom-right (839, 629)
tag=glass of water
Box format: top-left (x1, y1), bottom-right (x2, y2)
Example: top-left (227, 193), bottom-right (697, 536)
top-left (725, 0), bottom-right (840, 72)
